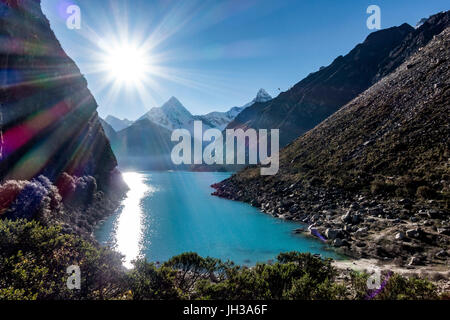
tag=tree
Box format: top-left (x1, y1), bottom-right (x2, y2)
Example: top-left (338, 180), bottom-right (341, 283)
top-left (128, 259), bottom-right (180, 300)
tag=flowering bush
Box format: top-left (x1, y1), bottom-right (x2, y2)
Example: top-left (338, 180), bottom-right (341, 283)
top-left (0, 176), bottom-right (62, 223)
top-left (56, 172), bottom-right (98, 207)
top-left (56, 172), bottom-right (76, 200)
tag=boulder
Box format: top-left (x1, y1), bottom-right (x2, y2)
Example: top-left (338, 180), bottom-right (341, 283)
top-left (352, 214), bottom-right (362, 224)
top-left (435, 250), bottom-right (447, 259)
top-left (333, 238), bottom-right (343, 247)
top-left (406, 229), bottom-right (420, 238)
top-left (355, 241), bottom-right (366, 247)
top-left (398, 199), bottom-right (412, 207)
top-left (408, 256), bottom-right (420, 266)
top-left (423, 220), bottom-right (433, 226)
top-left (395, 232), bottom-right (405, 240)
top-left (350, 203), bottom-right (360, 210)
top-left (341, 211), bottom-right (352, 223)
top-left (325, 228), bottom-right (342, 240)
top-left (308, 224), bottom-right (318, 236)
top-left (427, 210), bottom-right (441, 219)
top-left (355, 227), bottom-right (368, 237)
top-left (437, 228), bottom-right (450, 236)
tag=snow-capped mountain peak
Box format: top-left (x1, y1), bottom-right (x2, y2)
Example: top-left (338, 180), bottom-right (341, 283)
top-left (139, 97), bottom-right (195, 131)
top-left (254, 88), bottom-right (272, 103)
top-left (240, 88), bottom-right (272, 109)
top-left (161, 97), bottom-right (189, 113)
top-left (136, 89), bottom-right (273, 132)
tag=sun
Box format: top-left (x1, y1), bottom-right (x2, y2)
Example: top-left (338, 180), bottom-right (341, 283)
top-left (101, 43), bottom-right (153, 86)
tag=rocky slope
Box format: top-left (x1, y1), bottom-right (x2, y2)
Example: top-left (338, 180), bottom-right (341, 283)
top-left (227, 12), bottom-right (450, 148)
top-left (374, 11), bottom-right (450, 82)
top-left (0, 0), bottom-right (122, 192)
top-left (214, 26), bottom-right (450, 267)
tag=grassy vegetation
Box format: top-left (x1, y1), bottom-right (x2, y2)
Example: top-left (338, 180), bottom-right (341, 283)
top-left (0, 219), bottom-right (444, 300)
top-left (0, 219), bottom-right (125, 300)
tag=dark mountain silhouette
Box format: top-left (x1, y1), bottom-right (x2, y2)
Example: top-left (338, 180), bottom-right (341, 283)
top-left (115, 118), bottom-right (173, 156)
top-left (111, 118), bottom-right (177, 170)
top-left (374, 11), bottom-right (450, 82)
top-left (0, 0), bottom-right (120, 192)
top-left (226, 23), bottom-right (419, 147)
top-left (99, 118), bottom-right (118, 144)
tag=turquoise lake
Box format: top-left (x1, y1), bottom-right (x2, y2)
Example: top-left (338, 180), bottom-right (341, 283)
top-left (95, 171), bottom-right (342, 267)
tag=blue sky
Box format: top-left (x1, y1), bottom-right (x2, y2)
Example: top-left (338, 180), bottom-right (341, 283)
top-left (41, 0), bottom-right (449, 120)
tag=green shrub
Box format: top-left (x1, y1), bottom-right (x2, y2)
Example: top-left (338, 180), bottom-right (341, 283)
top-left (0, 219), bottom-right (125, 300)
top-left (376, 274), bottom-right (438, 300)
top-left (163, 252), bottom-right (233, 297)
top-left (286, 275), bottom-right (346, 300)
top-left (276, 252), bottom-right (336, 282)
top-left (196, 252), bottom-right (339, 300)
top-left (0, 220), bottom-right (442, 301)
top-left (195, 266), bottom-right (270, 300)
top-left (127, 259), bottom-right (180, 300)
top-left (350, 271), bottom-right (371, 299)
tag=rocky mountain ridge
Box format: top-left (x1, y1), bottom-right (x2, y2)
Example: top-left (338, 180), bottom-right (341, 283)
top-left (226, 18), bottom-right (448, 147)
top-left (213, 23), bottom-right (450, 267)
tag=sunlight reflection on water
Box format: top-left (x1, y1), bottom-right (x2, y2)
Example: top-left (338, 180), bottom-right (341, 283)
top-left (114, 172), bottom-right (151, 268)
top-left (96, 171), bottom-right (344, 267)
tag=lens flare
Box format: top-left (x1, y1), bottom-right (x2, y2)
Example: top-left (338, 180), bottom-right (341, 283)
top-left (103, 44), bottom-right (152, 86)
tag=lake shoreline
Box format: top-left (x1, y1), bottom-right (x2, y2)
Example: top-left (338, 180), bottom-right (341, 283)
top-left (211, 178), bottom-right (450, 269)
top-left (95, 171), bottom-right (343, 266)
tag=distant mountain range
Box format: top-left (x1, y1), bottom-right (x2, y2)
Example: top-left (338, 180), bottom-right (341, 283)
top-left (101, 89), bottom-right (272, 170)
top-left (104, 89), bottom-right (272, 133)
top-left (104, 115), bottom-right (133, 132)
